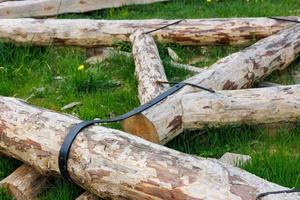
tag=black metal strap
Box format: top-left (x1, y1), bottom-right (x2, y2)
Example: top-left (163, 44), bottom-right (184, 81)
top-left (59, 82), bottom-right (214, 181)
top-left (256, 188), bottom-right (300, 199)
top-left (268, 16), bottom-right (300, 24)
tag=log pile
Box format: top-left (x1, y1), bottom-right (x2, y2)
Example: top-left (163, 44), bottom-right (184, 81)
top-left (0, 2), bottom-right (300, 200)
top-left (123, 23), bottom-right (300, 144)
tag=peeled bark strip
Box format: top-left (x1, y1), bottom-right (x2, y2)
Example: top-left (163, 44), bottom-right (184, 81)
top-left (76, 192), bottom-right (99, 200)
top-left (0, 0), bottom-right (167, 18)
top-left (0, 17), bottom-right (298, 47)
top-left (0, 97), bottom-right (299, 200)
top-left (123, 23), bottom-right (300, 144)
top-left (0, 164), bottom-right (48, 200)
top-left (170, 61), bottom-right (206, 73)
top-left (85, 47), bottom-right (131, 65)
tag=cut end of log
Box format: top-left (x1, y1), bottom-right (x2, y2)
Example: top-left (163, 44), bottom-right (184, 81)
top-left (122, 113), bottom-right (159, 143)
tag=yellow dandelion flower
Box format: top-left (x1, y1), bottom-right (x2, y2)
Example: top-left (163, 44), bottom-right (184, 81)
top-left (78, 64), bottom-right (85, 71)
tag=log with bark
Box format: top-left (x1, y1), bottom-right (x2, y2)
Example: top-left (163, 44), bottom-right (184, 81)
top-left (130, 29), bottom-right (169, 104)
top-left (0, 17), bottom-right (299, 47)
top-left (123, 23), bottom-right (300, 144)
top-left (0, 164), bottom-right (48, 200)
top-left (0, 0), bottom-right (167, 18)
top-left (124, 29), bottom-right (170, 143)
top-left (0, 96), bottom-right (299, 199)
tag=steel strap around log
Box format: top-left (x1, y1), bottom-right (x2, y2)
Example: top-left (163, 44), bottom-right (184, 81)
top-left (59, 82), bottom-right (214, 181)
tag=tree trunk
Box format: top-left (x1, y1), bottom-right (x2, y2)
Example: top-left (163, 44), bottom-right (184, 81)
top-left (0, 97), bottom-right (299, 200)
top-left (0, 0), bottom-right (167, 18)
top-left (130, 29), bottom-right (169, 104)
top-left (0, 164), bottom-right (48, 200)
top-left (0, 17), bottom-right (298, 47)
top-left (181, 85), bottom-right (300, 129)
top-left (122, 29), bottom-right (169, 143)
top-left (123, 23), bottom-right (300, 144)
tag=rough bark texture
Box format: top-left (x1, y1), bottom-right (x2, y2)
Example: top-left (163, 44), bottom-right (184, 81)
top-left (0, 0), bottom-right (167, 18)
top-left (123, 24), bottom-right (300, 144)
top-left (0, 164), bottom-right (48, 200)
top-left (0, 96), bottom-right (299, 200)
top-left (0, 17), bottom-right (298, 47)
top-left (76, 192), bottom-right (100, 200)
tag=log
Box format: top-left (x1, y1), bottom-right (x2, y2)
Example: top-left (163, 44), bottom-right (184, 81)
top-left (123, 23), bottom-right (300, 144)
top-left (0, 164), bottom-right (48, 200)
top-left (0, 0), bottom-right (167, 18)
top-left (122, 29), bottom-right (169, 143)
top-left (0, 97), bottom-right (299, 199)
top-left (0, 17), bottom-right (298, 47)
top-left (180, 85), bottom-right (300, 129)
top-left (130, 29), bottom-right (169, 104)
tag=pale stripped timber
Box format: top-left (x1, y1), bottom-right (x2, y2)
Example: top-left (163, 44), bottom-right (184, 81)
top-left (123, 24), bottom-right (300, 144)
top-left (0, 164), bottom-right (48, 200)
top-left (130, 29), bottom-right (169, 105)
top-left (0, 96), bottom-right (299, 199)
top-left (123, 29), bottom-right (169, 143)
top-left (0, 0), bottom-right (167, 18)
top-left (0, 17), bottom-right (299, 47)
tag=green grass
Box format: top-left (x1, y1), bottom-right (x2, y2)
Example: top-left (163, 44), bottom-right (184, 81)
top-left (0, 0), bottom-right (300, 199)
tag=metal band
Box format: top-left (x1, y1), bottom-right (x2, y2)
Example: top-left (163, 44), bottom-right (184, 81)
top-left (256, 189), bottom-right (300, 199)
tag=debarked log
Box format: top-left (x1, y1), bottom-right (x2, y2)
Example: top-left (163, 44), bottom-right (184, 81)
top-left (123, 23), bottom-right (300, 144)
top-left (130, 29), bottom-right (169, 105)
top-left (181, 85), bottom-right (300, 129)
top-left (0, 17), bottom-right (299, 47)
top-left (0, 96), bottom-right (299, 199)
top-left (0, 0), bottom-right (168, 18)
top-left (0, 164), bottom-right (48, 200)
